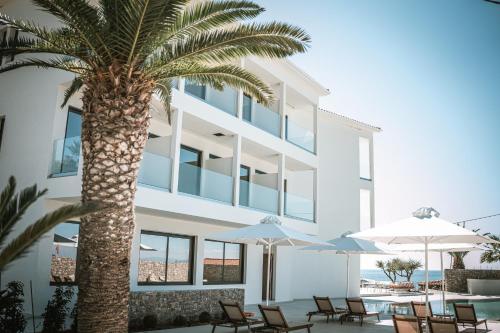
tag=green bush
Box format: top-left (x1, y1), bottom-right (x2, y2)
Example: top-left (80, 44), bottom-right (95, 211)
top-left (143, 314), bottom-right (158, 329)
top-left (173, 315), bottom-right (188, 326)
top-left (41, 287), bottom-right (74, 333)
top-left (0, 281), bottom-right (26, 333)
top-left (198, 311), bottom-right (211, 323)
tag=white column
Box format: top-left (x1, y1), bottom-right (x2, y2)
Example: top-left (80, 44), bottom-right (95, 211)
top-left (232, 134), bottom-right (242, 206)
top-left (178, 78), bottom-right (185, 93)
top-left (313, 168), bottom-right (318, 222)
top-left (313, 104), bottom-right (318, 154)
top-left (277, 154), bottom-right (286, 216)
top-left (169, 108), bottom-right (183, 194)
top-left (279, 82), bottom-right (287, 139)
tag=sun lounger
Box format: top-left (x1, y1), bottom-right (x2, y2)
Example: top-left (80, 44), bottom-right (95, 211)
top-left (341, 297), bottom-right (380, 326)
top-left (411, 301), bottom-right (451, 321)
top-left (307, 296), bottom-right (347, 323)
top-left (253, 304), bottom-right (313, 332)
top-left (211, 300), bottom-right (263, 333)
top-left (392, 315), bottom-right (422, 333)
top-left (453, 303), bottom-right (488, 333)
top-left (428, 317), bottom-right (460, 333)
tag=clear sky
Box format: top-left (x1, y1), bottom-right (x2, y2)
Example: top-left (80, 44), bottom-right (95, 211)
top-left (255, 0), bottom-right (500, 269)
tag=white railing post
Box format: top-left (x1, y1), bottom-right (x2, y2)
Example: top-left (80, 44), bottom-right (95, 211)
top-left (278, 154), bottom-right (286, 216)
top-left (169, 108), bottom-right (183, 194)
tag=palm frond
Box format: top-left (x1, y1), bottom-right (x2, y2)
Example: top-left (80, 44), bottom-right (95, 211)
top-left (0, 177), bottom-right (16, 216)
top-left (61, 77), bottom-right (84, 107)
top-left (154, 80), bottom-right (173, 123)
top-left (0, 201), bottom-right (101, 270)
top-left (0, 57), bottom-right (88, 75)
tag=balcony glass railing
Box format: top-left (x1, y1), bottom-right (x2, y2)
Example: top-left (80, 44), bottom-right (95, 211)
top-left (178, 163), bottom-right (233, 204)
top-left (250, 102), bottom-right (281, 137)
top-left (285, 192), bottom-right (315, 222)
top-left (138, 152), bottom-right (172, 190)
top-left (184, 81), bottom-right (238, 116)
top-left (286, 118), bottom-right (315, 153)
top-left (239, 180), bottom-right (278, 214)
top-left (50, 136), bottom-right (81, 177)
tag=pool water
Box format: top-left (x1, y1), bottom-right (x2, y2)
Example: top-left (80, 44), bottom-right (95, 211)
top-left (362, 298), bottom-right (500, 321)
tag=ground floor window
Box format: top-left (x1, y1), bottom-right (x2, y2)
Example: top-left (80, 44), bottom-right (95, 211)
top-left (203, 240), bottom-right (244, 284)
top-left (138, 231), bottom-right (194, 285)
top-left (51, 222), bottom-right (79, 285)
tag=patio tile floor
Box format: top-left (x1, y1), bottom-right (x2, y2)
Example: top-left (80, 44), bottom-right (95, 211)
top-left (143, 299), bottom-right (500, 333)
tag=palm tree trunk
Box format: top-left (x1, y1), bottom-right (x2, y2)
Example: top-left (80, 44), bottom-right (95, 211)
top-left (76, 66), bottom-right (153, 333)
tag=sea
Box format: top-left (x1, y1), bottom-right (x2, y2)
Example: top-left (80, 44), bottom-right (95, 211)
top-left (361, 269), bottom-right (442, 283)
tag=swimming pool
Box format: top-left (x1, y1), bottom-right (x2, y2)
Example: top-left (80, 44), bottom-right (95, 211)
top-left (362, 298), bottom-right (500, 321)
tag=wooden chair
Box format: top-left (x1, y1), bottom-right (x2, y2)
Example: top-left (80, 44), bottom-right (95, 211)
top-left (341, 297), bottom-right (380, 326)
top-left (392, 315), bottom-right (422, 333)
top-left (211, 301), bottom-right (263, 333)
top-left (411, 301), bottom-right (451, 321)
top-left (307, 296), bottom-right (347, 323)
top-left (428, 317), bottom-right (460, 333)
top-left (252, 304), bottom-right (313, 333)
top-left (453, 303), bottom-right (488, 333)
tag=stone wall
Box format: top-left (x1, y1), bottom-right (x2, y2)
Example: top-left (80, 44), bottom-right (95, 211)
top-left (51, 256), bottom-right (76, 283)
top-left (128, 288), bottom-right (244, 328)
top-left (138, 260), bottom-right (189, 283)
top-left (445, 269), bottom-right (500, 293)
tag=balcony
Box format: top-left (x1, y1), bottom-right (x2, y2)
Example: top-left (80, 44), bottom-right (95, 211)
top-left (184, 80), bottom-right (238, 117)
top-left (239, 179), bottom-right (279, 214)
top-left (286, 117), bottom-right (315, 153)
top-left (285, 192), bottom-right (314, 222)
top-left (49, 136), bottom-right (80, 177)
top-left (138, 151), bottom-right (172, 190)
top-left (242, 94), bottom-right (281, 137)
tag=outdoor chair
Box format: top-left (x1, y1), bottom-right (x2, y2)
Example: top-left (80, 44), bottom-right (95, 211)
top-left (427, 317), bottom-right (460, 333)
top-left (341, 297), bottom-right (380, 326)
top-left (392, 315), bottom-right (422, 333)
top-left (411, 301), bottom-right (451, 321)
top-left (306, 296), bottom-right (347, 323)
top-left (453, 303), bottom-right (488, 333)
top-left (211, 300), bottom-right (264, 333)
top-left (252, 304), bottom-right (313, 333)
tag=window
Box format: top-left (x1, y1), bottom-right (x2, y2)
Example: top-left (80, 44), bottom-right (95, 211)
top-left (209, 154), bottom-right (220, 159)
top-left (0, 26), bottom-right (18, 65)
top-left (203, 240), bottom-right (244, 284)
top-left (359, 137), bottom-right (371, 180)
top-left (184, 79), bottom-right (206, 99)
top-left (138, 231), bottom-right (194, 285)
top-left (242, 93), bottom-right (252, 121)
top-left (360, 189), bottom-right (371, 231)
top-left (0, 116), bottom-right (5, 151)
top-left (50, 222), bottom-right (79, 285)
top-left (178, 145), bottom-right (202, 195)
top-left (239, 165), bottom-right (250, 206)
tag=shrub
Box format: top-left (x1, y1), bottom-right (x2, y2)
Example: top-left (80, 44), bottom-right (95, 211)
top-left (41, 287), bottom-right (74, 333)
top-left (0, 281), bottom-right (26, 333)
top-left (70, 305), bottom-right (77, 332)
top-left (142, 314), bottom-right (158, 329)
top-left (198, 311), bottom-right (211, 323)
top-left (173, 315), bottom-right (188, 326)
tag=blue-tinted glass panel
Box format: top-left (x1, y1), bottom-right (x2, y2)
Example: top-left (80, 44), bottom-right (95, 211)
top-left (178, 145), bottom-right (201, 195)
top-left (242, 94), bottom-right (252, 121)
top-left (185, 80), bottom-right (206, 99)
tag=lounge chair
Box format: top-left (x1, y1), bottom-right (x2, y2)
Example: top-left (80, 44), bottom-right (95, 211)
top-left (252, 304), bottom-right (313, 332)
top-left (392, 315), bottom-right (422, 333)
top-left (341, 297), bottom-right (380, 326)
top-left (428, 317), bottom-right (460, 333)
top-left (411, 301), bottom-right (451, 321)
top-left (453, 303), bottom-right (488, 333)
top-left (211, 301), bottom-right (263, 333)
top-left (307, 296), bottom-right (347, 323)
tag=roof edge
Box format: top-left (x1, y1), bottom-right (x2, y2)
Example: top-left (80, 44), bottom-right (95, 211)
top-left (319, 108), bottom-right (382, 133)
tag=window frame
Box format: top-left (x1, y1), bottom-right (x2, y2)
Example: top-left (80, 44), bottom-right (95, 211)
top-left (50, 220), bottom-right (80, 286)
top-left (359, 136), bottom-right (372, 181)
top-left (0, 115), bottom-right (5, 152)
top-left (138, 230), bottom-right (195, 286)
top-left (203, 239), bottom-right (245, 285)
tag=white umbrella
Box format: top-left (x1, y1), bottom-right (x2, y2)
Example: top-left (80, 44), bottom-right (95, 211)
top-left (388, 243), bottom-right (483, 314)
top-left (302, 231), bottom-right (390, 297)
top-left (207, 216), bottom-right (329, 305)
top-left (349, 207), bottom-right (498, 332)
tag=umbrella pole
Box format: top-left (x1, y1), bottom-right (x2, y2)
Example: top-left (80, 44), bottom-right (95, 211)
top-left (440, 249), bottom-right (446, 314)
top-left (266, 244), bottom-right (272, 306)
top-left (425, 238), bottom-right (429, 333)
top-left (346, 254), bottom-right (350, 298)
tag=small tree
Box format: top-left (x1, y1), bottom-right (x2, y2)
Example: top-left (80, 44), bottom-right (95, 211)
top-left (397, 259), bottom-right (422, 281)
top-left (480, 234), bottom-right (500, 264)
top-left (375, 259), bottom-right (397, 283)
top-left (42, 287), bottom-right (74, 333)
top-left (0, 281), bottom-right (26, 333)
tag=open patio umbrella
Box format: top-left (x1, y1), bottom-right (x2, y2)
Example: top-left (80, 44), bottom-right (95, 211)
top-left (207, 215), bottom-right (329, 305)
top-left (349, 207), bottom-right (498, 332)
top-left (388, 243), bottom-right (483, 314)
top-left (301, 231), bottom-right (390, 297)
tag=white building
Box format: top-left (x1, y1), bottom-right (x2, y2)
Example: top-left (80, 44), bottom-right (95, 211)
top-left (0, 0), bottom-right (380, 326)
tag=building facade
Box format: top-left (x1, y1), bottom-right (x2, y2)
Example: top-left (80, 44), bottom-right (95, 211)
top-left (0, 0), bottom-right (380, 326)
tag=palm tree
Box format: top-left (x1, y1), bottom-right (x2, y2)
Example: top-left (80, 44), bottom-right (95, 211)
top-left (0, 1), bottom-right (310, 331)
top-left (0, 176), bottom-right (99, 271)
top-left (480, 234), bottom-right (500, 264)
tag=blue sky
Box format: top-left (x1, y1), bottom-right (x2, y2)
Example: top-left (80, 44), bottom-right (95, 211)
top-left (255, 0), bottom-right (500, 268)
